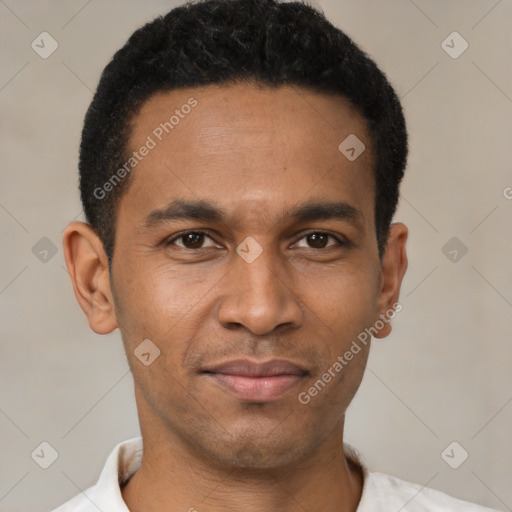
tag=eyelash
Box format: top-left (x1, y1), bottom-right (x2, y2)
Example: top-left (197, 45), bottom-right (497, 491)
top-left (164, 230), bottom-right (346, 249)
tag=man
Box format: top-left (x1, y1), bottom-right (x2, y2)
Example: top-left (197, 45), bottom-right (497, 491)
top-left (55, 0), bottom-right (499, 510)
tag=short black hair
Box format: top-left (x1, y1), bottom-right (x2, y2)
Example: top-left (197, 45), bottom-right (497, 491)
top-left (79, 0), bottom-right (407, 263)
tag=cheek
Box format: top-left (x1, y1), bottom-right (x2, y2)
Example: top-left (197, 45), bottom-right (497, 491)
top-left (112, 263), bottom-right (210, 403)
top-left (112, 259), bottom-right (216, 348)
top-left (297, 260), bottom-right (380, 339)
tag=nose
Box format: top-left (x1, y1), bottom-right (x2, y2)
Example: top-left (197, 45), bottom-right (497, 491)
top-left (217, 247), bottom-right (303, 336)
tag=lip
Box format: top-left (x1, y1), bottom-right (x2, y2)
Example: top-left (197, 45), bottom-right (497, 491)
top-left (201, 358), bottom-right (309, 402)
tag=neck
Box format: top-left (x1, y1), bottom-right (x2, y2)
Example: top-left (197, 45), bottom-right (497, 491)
top-left (121, 420), bottom-right (363, 512)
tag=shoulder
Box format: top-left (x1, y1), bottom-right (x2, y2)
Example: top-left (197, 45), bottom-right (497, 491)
top-left (49, 487), bottom-right (98, 512)
top-left (364, 472), bottom-right (501, 512)
top-left (344, 443), bottom-right (500, 512)
top-left (48, 437), bottom-right (142, 512)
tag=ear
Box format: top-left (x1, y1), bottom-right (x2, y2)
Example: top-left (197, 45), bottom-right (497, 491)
top-left (373, 222), bottom-right (408, 339)
top-left (62, 222), bottom-right (118, 334)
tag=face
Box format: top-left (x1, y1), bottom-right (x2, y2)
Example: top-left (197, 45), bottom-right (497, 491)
top-left (71, 83), bottom-right (407, 469)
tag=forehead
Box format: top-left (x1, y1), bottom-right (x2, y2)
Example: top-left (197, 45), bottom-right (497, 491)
top-left (119, 83), bottom-right (375, 231)
top-left (130, 83), bottom-right (371, 154)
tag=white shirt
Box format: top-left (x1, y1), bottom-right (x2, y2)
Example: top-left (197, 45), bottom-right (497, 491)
top-left (51, 437), bottom-right (501, 512)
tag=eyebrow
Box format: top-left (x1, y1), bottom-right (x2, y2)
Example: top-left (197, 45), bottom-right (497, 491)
top-left (143, 199), bottom-right (364, 230)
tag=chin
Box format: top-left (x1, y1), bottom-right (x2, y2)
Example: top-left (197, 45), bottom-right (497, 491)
top-left (218, 442), bottom-right (305, 470)
top-left (199, 422), bottom-right (313, 470)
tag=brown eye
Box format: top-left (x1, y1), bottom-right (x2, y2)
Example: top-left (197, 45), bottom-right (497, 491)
top-left (166, 231), bottom-right (217, 249)
top-left (306, 233), bottom-right (329, 248)
top-left (181, 232), bottom-right (205, 249)
top-left (294, 232), bottom-right (342, 249)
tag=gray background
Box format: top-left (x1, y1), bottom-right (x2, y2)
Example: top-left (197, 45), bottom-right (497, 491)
top-left (1, 1), bottom-right (511, 511)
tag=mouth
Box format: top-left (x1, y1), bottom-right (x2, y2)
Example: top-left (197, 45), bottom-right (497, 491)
top-left (200, 358), bottom-right (309, 403)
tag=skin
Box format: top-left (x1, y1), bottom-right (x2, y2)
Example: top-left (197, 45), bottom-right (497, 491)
top-left (63, 82), bottom-right (408, 512)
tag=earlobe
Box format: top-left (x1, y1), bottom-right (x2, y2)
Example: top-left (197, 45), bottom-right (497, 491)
top-left (373, 222), bottom-right (408, 339)
top-left (62, 222), bottom-right (118, 335)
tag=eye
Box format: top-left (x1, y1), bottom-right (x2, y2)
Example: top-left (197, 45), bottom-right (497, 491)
top-left (166, 230), bottom-right (219, 249)
top-left (294, 232), bottom-right (344, 249)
